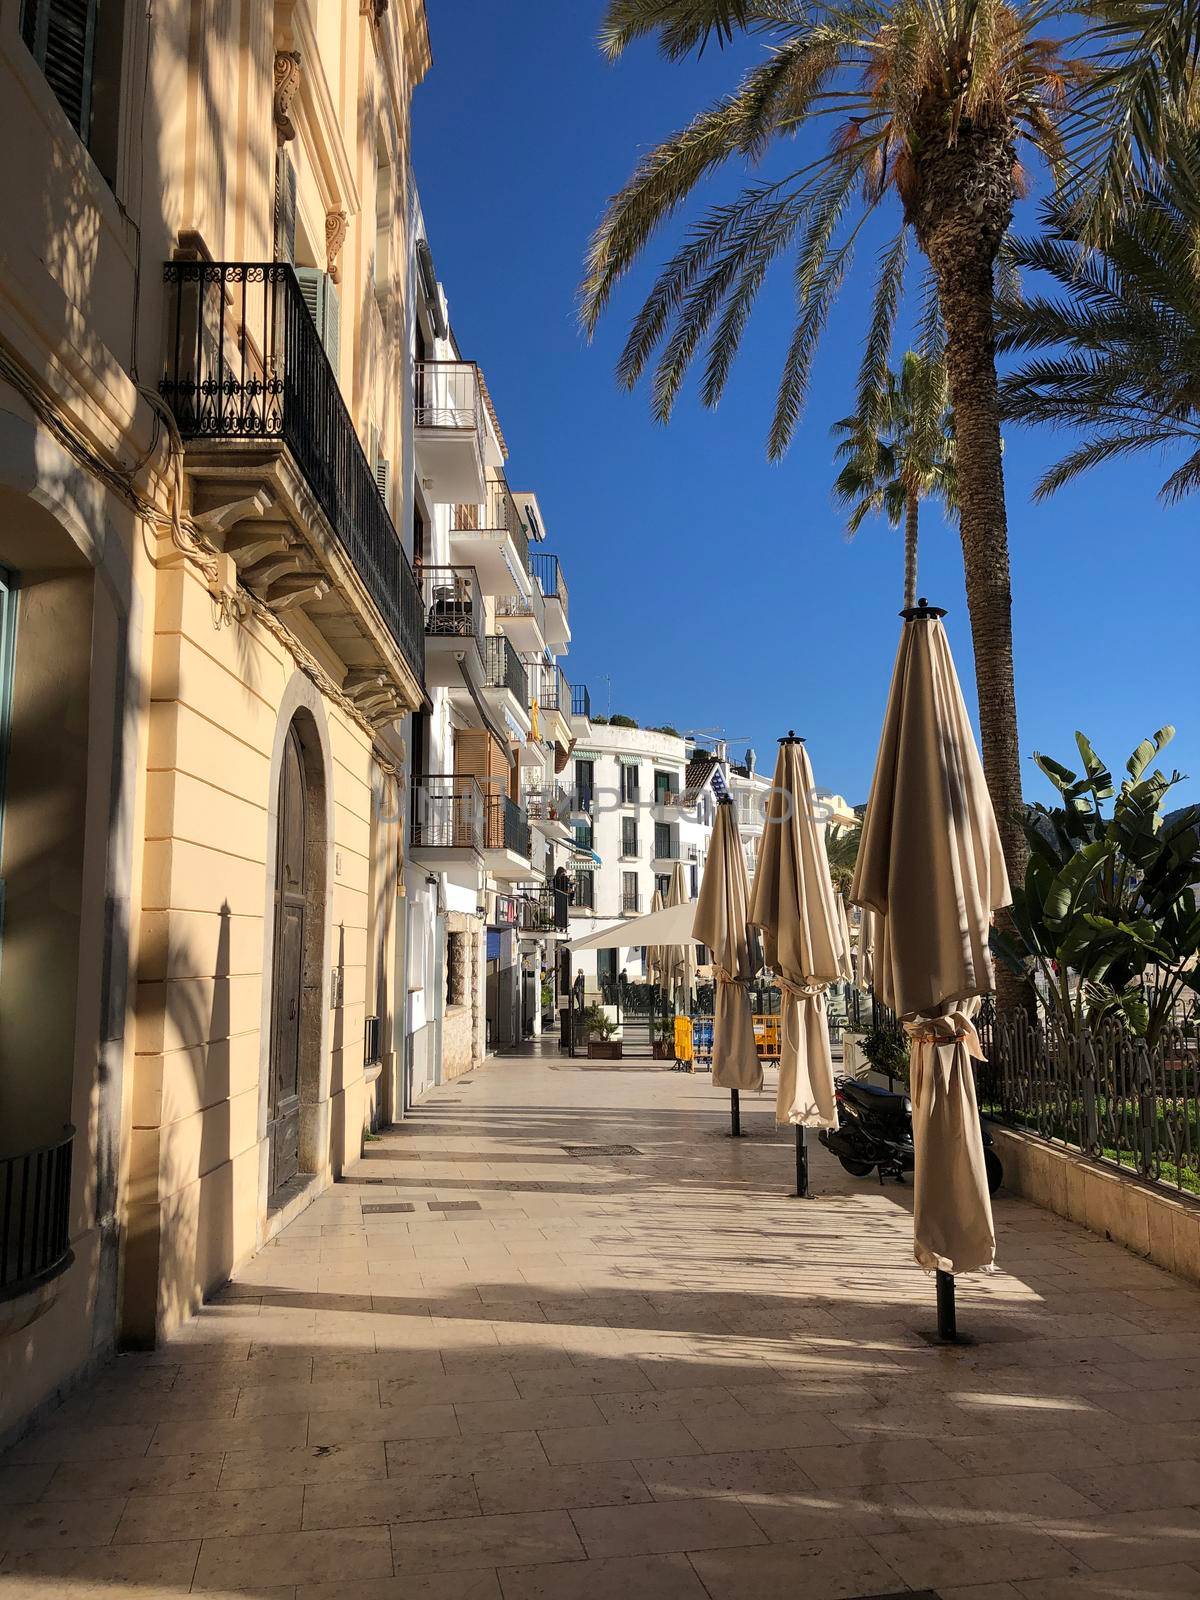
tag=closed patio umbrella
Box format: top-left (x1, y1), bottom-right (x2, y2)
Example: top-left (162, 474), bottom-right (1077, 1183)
top-left (857, 903), bottom-right (876, 989)
top-left (644, 887), bottom-right (665, 987)
top-left (851, 600), bottom-right (1011, 1339)
top-left (694, 795), bottom-right (763, 1133)
top-left (663, 861), bottom-right (696, 1017)
top-left (748, 733), bottom-right (847, 1194)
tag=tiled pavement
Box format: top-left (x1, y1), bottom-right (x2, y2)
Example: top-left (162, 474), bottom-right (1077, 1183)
top-left (4, 1052), bottom-right (1200, 1598)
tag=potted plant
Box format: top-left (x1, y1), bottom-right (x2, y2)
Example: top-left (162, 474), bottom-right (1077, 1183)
top-left (861, 1022), bottom-right (910, 1086)
top-left (652, 1014), bottom-right (676, 1059)
top-left (584, 1004), bottom-right (622, 1060)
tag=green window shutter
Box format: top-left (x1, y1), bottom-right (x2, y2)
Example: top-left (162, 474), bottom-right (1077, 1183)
top-left (23, 0), bottom-right (98, 138)
top-left (295, 267), bottom-right (341, 379)
top-left (274, 148), bottom-right (297, 264)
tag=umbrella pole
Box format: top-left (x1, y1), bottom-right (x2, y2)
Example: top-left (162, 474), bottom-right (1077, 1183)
top-left (730, 1089), bottom-right (741, 1138)
top-left (936, 1269), bottom-right (957, 1340)
top-left (795, 1126), bottom-right (809, 1197)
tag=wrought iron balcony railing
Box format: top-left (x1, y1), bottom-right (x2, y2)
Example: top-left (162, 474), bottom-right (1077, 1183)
top-left (485, 793), bottom-right (531, 859)
top-left (529, 552), bottom-right (568, 612)
top-left (520, 885), bottom-right (569, 934)
top-left (538, 663), bottom-right (569, 713)
top-left (496, 584), bottom-right (545, 637)
top-left (421, 565), bottom-right (483, 658)
top-left (451, 479), bottom-right (529, 575)
top-left (483, 635), bottom-right (527, 703)
top-left (411, 775), bottom-right (484, 852)
top-left (414, 360), bottom-right (485, 439)
top-left (1, 1127), bottom-right (74, 1301)
top-left (621, 890), bottom-right (641, 914)
top-left (653, 828), bottom-right (679, 861)
top-left (160, 262), bottom-right (424, 683)
top-left (571, 683), bottom-right (591, 719)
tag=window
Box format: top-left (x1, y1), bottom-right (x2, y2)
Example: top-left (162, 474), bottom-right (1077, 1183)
top-left (597, 948), bottom-right (618, 987)
top-left (691, 864), bottom-right (699, 897)
top-left (296, 268), bottom-right (341, 378)
top-left (575, 758), bottom-right (594, 811)
top-left (374, 142), bottom-right (392, 298)
top-left (654, 769), bottom-right (678, 805)
top-left (573, 819), bottom-right (593, 852)
top-left (654, 822), bottom-right (674, 860)
top-left (620, 815), bottom-right (638, 858)
top-left (619, 763), bottom-right (640, 804)
top-left (655, 874), bottom-right (670, 900)
top-left (23, 0), bottom-right (96, 137)
top-left (574, 870), bottom-right (594, 909)
top-left (622, 872), bottom-right (639, 914)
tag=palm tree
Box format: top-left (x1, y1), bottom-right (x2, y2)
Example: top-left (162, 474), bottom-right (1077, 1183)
top-left (580, 0), bottom-right (1083, 946)
top-left (832, 350), bottom-right (958, 608)
top-left (825, 821), bottom-right (862, 903)
top-left (997, 159), bottom-right (1200, 501)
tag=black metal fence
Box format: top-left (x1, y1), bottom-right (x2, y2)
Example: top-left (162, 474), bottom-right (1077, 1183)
top-left (980, 1011), bottom-right (1200, 1196)
top-left (411, 775), bottom-right (484, 851)
top-left (485, 793), bottom-right (531, 858)
top-left (529, 551), bottom-right (568, 610)
top-left (571, 683), bottom-right (591, 719)
top-left (161, 262), bottom-right (424, 681)
top-left (1, 1128), bottom-right (74, 1300)
top-left (521, 886), bottom-right (569, 934)
top-left (483, 635), bottom-right (527, 702)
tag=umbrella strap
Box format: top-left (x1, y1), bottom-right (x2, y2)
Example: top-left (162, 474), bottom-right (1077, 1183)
top-left (903, 1010), bottom-right (985, 1061)
top-left (776, 976), bottom-right (828, 1054)
top-left (714, 967), bottom-right (748, 989)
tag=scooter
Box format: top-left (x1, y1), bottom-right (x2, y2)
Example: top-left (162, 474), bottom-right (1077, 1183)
top-left (819, 1076), bottom-right (1003, 1195)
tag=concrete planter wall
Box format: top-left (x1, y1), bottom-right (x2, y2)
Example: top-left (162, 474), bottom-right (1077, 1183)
top-left (990, 1124), bottom-right (1200, 1287)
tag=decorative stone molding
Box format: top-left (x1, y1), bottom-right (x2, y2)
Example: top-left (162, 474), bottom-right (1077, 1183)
top-left (325, 209), bottom-right (349, 283)
top-left (273, 51), bottom-right (302, 143)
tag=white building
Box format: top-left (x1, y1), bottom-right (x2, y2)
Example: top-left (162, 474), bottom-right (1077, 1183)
top-left (401, 221), bottom-right (580, 1090)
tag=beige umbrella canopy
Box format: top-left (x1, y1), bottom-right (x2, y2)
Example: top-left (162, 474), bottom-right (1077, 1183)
top-left (851, 602), bottom-right (1011, 1281)
top-left (663, 861), bottom-right (697, 1014)
top-left (644, 887), bottom-right (665, 987)
top-left (693, 796), bottom-right (762, 1092)
top-left (748, 735), bottom-right (846, 1128)
top-left (857, 904), bottom-right (877, 989)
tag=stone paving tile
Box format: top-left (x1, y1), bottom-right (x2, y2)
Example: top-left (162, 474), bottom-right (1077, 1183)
top-left (8, 1051), bottom-right (1200, 1595)
top-left (191, 1524), bottom-right (393, 1589)
top-left (390, 1509), bottom-right (585, 1573)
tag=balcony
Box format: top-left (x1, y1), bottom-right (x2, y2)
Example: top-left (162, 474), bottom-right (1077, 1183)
top-left (653, 828), bottom-right (680, 866)
top-left (414, 360), bottom-right (495, 504)
top-left (410, 775), bottom-right (485, 862)
top-left (529, 552), bottom-right (570, 647)
top-left (421, 565), bottom-right (484, 689)
top-left (520, 885), bottom-right (570, 936)
top-left (160, 262), bottom-right (424, 712)
top-left (496, 584), bottom-right (546, 653)
top-left (524, 784), bottom-right (575, 846)
top-left (570, 682), bottom-right (592, 736)
top-left (484, 792), bottom-right (532, 881)
top-left (481, 634), bottom-right (531, 745)
top-left (1, 1127), bottom-right (74, 1302)
top-left (450, 479), bottom-right (531, 596)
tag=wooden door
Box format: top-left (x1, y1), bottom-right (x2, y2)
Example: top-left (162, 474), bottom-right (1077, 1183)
top-left (268, 724), bottom-right (306, 1194)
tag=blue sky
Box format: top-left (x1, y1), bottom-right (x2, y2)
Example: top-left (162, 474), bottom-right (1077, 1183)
top-left (412, 3), bottom-right (1196, 809)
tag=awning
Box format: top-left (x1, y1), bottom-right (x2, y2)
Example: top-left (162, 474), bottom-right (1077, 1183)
top-left (617, 754), bottom-right (641, 767)
top-left (572, 748), bottom-right (601, 761)
top-left (459, 660), bottom-right (514, 766)
top-left (566, 898), bottom-right (696, 952)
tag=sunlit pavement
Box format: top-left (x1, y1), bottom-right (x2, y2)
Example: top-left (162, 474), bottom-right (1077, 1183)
top-left (3, 1050), bottom-right (1200, 1598)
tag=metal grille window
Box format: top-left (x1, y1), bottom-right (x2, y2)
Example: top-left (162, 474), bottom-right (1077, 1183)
top-left (574, 870), bottom-right (594, 909)
top-left (22, 0), bottom-right (98, 138)
top-left (654, 822), bottom-right (676, 860)
top-left (622, 873), bottom-right (639, 915)
top-left (621, 815), bottom-right (638, 858)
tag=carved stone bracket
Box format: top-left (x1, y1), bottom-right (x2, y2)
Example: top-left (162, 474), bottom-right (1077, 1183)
top-left (274, 51), bottom-right (302, 143)
top-left (325, 209), bottom-right (349, 283)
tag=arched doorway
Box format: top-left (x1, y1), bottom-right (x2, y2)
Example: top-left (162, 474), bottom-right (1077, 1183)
top-left (267, 715), bottom-right (325, 1198)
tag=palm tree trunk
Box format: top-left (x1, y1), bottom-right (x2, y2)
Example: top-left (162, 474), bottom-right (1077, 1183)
top-left (903, 487), bottom-right (919, 610)
top-left (914, 122), bottom-right (1029, 1014)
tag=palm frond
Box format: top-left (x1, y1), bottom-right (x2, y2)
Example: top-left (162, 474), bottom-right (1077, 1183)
top-left (769, 235), bottom-right (858, 460)
top-left (600, 0), bottom-right (772, 61)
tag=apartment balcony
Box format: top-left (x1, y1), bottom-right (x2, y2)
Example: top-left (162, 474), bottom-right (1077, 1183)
top-left (484, 792), bottom-right (533, 882)
top-left (495, 583), bottom-right (546, 653)
top-left (570, 682), bottom-right (593, 738)
top-left (524, 784), bottom-right (575, 846)
top-left (410, 775), bottom-right (485, 869)
top-left (652, 830), bottom-right (680, 868)
top-left (421, 565), bottom-right (484, 691)
top-left (519, 885), bottom-right (570, 937)
top-left (529, 552), bottom-right (570, 647)
top-left (482, 634), bottom-right (530, 738)
top-left (450, 479), bottom-right (531, 597)
top-left (160, 262), bottom-right (424, 715)
top-left (537, 663), bottom-right (573, 756)
top-left (414, 360), bottom-right (498, 504)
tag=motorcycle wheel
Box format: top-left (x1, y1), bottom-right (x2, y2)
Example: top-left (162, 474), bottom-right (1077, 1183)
top-left (837, 1156), bottom-right (877, 1178)
top-left (985, 1148), bottom-right (1003, 1195)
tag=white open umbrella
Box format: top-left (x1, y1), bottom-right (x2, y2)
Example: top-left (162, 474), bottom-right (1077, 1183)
top-left (748, 733), bottom-right (847, 1195)
top-left (693, 795), bottom-right (763, 1131)
top-left (851, 600), bottom-right (1011, 1339)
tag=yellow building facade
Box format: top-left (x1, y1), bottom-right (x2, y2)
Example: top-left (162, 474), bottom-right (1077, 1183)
top-left (0, 0), bottom-right (432, 1439)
